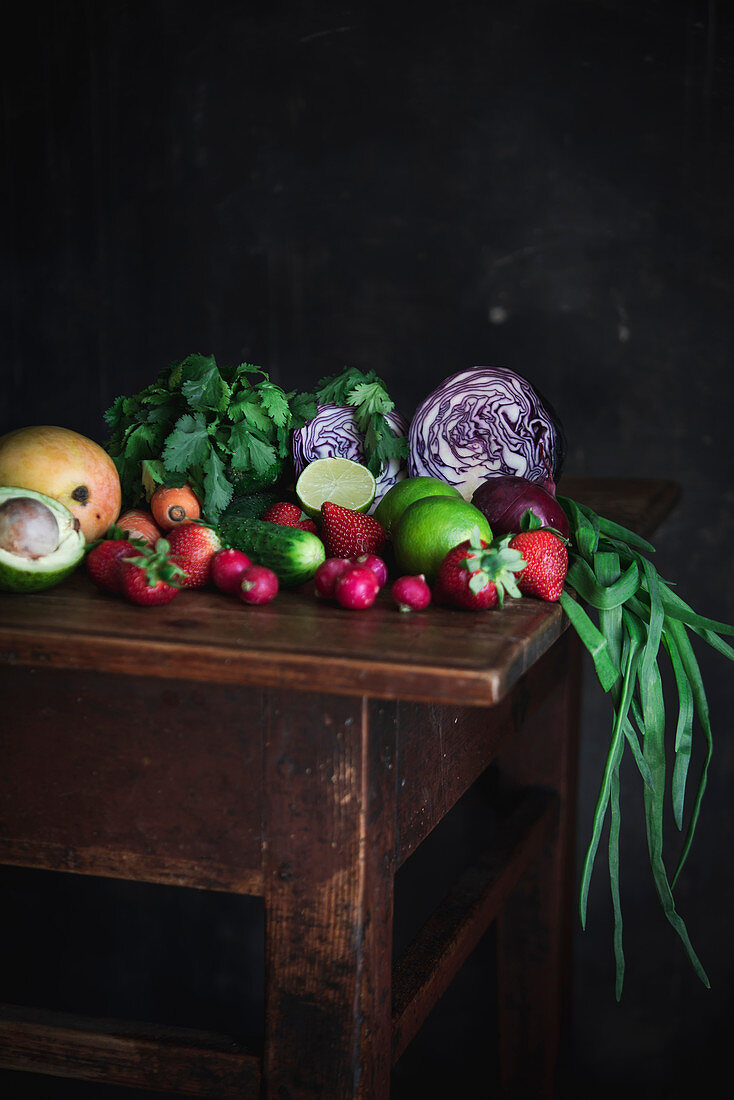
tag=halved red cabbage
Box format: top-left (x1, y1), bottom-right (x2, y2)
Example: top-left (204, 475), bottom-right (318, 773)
top-left (408, 366), bottom-right (566, 500)
top-left (292, 404), bottom-right (408, 511)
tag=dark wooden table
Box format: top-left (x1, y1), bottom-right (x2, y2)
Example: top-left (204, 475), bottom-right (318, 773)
top-left (0, 478), bottom-right (679, 1098)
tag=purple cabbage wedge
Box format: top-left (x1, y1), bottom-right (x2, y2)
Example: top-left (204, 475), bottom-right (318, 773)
top-left (408, 365), bottom-right (567, 501)
top-left (292, 404), bottom-right (409, 511)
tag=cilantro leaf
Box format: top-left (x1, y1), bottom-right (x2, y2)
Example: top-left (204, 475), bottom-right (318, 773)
top-left (103, 395), bottom-right (127, 432)
top-left (103, 353), bottom-right (298, 517)
top-left (257, 381), bottom-right (291, 428)
top-left (123, 423), bottom-right (159, 462)
top-left (227, 422), bottom-right (278, 474)
top-left (162, 413), bottom-right (211, 471)
top-left (314, 365), bottom-right (369, 405)
top-left (288, 390), bottom-right (318, 429)
top-left (307, 365), bottom-right (406, 475)
top-left (180, 356), bottom-right (232, 412)
top-left (202, 448), bottom-right (234, 518)
top-left (229, 393), bottom-right (276, 434)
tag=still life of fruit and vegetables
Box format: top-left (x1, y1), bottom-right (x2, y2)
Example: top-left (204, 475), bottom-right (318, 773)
top-left (1, 354), bottom-right (732, 999)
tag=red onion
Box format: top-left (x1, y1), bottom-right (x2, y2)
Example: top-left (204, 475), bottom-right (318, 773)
top-left (471, 474), bottom-right (570, 538)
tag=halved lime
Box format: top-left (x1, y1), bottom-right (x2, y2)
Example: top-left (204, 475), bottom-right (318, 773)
top-left (296, 458), bottom-right (376, 519)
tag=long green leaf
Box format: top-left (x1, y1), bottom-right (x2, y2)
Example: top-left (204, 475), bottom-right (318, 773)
top-left (637, 644), bottom-right (710, 986)
top-left (663, 626), bottom-right (695, 830)
top-left (579, 635), bottom-right (640, 929)
top-left (567, 556), bottom-right (641, 610)
top-left (559, 496), bottom-right (656, 554)
top-left (641, 575), bottom-right (734, 637)
top-left (609, 763), bottom-right (625, 1000)
top-left (559, 496), bottom-right (600, 558)
top-left (666, 619), bottom-right (714, 889)
top-left (595, 551), bottom-right (626, 998)
top-left (559, 591), bottom-right (619, 692)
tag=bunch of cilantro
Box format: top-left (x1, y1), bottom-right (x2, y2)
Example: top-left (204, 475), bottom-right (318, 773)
top-left (104, 354), bottom-right (317, 520)
top-left (308, 365), bottom-right (409, 475)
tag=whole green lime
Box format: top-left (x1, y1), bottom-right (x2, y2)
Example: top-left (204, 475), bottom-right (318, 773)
top-left (392, 496), bottom-right (493, 583)
top-left (373, 476), bottom-right (462, 536)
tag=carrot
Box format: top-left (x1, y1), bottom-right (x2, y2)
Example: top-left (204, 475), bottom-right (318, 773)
top-left (116, 509), bottom-right (162, 546)
top-left (150, 484), bottom-right (201, 529)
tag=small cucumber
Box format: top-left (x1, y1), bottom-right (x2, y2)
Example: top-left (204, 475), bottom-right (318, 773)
top-left (216, 517), bottom-right (325, 587)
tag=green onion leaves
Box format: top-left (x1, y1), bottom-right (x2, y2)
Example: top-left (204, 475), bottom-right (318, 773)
top-left (558, 495), bottom-right (730, 997)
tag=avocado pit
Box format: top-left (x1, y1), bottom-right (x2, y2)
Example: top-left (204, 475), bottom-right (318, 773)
top-left (0, 496), bottom-right (60, 560)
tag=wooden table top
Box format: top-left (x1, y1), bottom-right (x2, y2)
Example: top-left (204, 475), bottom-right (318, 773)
top-left (0, 477), bottom-right (679, 708)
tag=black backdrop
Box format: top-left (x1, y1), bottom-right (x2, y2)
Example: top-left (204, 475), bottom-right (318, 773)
top-left (2, 1), bottom-right (733, 1096)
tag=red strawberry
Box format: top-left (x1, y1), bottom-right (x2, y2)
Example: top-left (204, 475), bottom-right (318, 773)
top-left (119, 539), bottom-right (185, 606)
top-left (262, 501), bottom-right (304, 527)
top-left (86, 538), bottom-right (140, 595)
top-left (166, 522), bottom-right (222, 588)
top-left (434, 531), bottom-right (526, 611)
top-left (508, 529), bottom-right (568, 601)
top-left (320, 502), bottom-right (386, 558)
top-left (296, 518), bottom-right (319, 535)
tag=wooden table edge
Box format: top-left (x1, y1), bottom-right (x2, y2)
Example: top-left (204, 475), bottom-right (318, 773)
top-left (0, 610), bottom-right (568, 709)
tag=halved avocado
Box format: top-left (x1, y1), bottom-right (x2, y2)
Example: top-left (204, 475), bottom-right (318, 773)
top-left (0, 487), bottom-right (86, 593)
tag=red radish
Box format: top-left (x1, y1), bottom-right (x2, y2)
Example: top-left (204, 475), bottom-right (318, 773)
top-left (352, 553), bottom-right (388, 588)
top-left (211, 548), bottom-right (253, 594)
top-left (239, 564), bottom-right (279, 605)
top-left (314, 557), bottom-right (353, 599)
top-left (391, 574), bottom-right (431, 612)
top-left (116, 509), bottom-right (161, 546)
top-left (334, 564), bottom-right (380, 610)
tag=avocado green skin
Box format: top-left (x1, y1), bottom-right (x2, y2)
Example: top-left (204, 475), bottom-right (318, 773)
top-left (0, 554), bottom-right (83, 593)
top-left (0, 486), bottom-right (86, 593)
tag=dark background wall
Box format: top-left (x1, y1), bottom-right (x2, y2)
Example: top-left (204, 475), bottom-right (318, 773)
top-left (2, 1), bottom-right (733, 1096)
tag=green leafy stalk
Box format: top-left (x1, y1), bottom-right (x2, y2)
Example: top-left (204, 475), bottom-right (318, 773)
top-left (559, 494), bottom-right (731, 992)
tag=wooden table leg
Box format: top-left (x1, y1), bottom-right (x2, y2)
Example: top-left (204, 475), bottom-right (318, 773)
top-left (262, 691), bottom-right (397, 1099)
top-left (495, 631), bottom-right (582, 1098)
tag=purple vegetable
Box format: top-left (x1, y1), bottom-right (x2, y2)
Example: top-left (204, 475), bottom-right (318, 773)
top-left (292, 404), bottom-right (408, 511)
top-left (471, 474), bottom-right (570, 538)
top-left (408, 366), bottom-right (566, 500)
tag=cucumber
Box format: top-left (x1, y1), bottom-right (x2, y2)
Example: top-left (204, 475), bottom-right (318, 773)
top-left (216, 517), bottom-right (325, 587)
